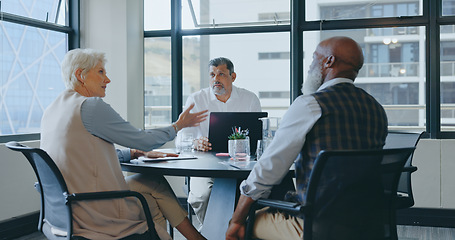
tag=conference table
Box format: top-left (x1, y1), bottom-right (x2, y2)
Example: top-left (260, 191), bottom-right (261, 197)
top-left (121, 150), bottom-right (294, 240)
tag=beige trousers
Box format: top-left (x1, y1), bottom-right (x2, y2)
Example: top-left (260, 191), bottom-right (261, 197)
top-left (253, 207), bottom-right (304, 240)
top-left (187, 176), bottom-right (214, 224)
top-left (126, 174), bottom-right (188, 230)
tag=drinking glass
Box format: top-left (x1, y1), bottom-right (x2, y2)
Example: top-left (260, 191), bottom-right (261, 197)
top-left (256, 139), bottom-right (272, 160)
top-left (256, 140), bottom-right (264, 160)
top-left (178, 132), bottom-right (194, 156)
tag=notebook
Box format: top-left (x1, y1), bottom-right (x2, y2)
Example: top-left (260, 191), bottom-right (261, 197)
top-left (208, 112), bottom-right (268, 155)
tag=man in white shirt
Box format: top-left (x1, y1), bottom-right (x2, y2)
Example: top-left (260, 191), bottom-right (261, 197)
top-left (177, 57), bottom-right (261, 225)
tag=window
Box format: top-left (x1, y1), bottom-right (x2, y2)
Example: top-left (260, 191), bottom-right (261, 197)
top-left (441, 26), bottom-right (455, 130)
top-left (182, 0), bottom-right (291, 29)
top-left (441, 41), bottom-right (455, 76)
top-left (0, 0), bottom-right (75, 138)
top-left (182, 33), bottom-right (291, 119)
top-left (144, 0), bottom-right (455, 138)
top-left (258, 12), bottom-right (290, 21)
top-left (311, 0), bottom-right (421, 21)
top-left (259, 91), bottom-right (290, 98)
top-left (366, 41), bottom-right (419, 77)
top-left (442, 0), bottom-right (455, 16)
top-left (357, 83), bottom-right (420, 127)
top-left (1, 0), bottom-right (67, 25)
top-left (144, 0), bottom-right (170, 30)
top-left (304, 28), bottom-right (425, 130)
top-left (144, 37), bottom-right (171, 128)
top-left (258, 52), bottom-right (290, 60)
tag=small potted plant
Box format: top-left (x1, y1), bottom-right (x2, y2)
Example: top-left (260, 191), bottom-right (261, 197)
top-left (228, 127), bottom-right (250, 161)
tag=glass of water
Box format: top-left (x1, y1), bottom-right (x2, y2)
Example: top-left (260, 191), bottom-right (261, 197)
top-left (178, 132), bottom-right (194, 156)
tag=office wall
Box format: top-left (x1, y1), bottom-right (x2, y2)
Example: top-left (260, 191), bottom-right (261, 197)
top-left (0, 141), bottom-right (41, 221)
top-left (80, 0), bottom-right (144, 128)
top-left (414, 139), bottom-right (455, 209)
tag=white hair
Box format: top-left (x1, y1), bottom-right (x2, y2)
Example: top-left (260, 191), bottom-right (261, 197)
top-left (61, 48), bottom-right (107, 89)
top-left (302, 62), bottom-right (323, 95)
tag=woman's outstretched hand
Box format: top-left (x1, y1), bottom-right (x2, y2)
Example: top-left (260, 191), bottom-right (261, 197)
top-left (174, 104), bottom-right (208, 130)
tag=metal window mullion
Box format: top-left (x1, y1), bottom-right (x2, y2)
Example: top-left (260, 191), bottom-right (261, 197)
top-left (180, 25), bottom-right (290, 36)
top-left (426, 0), bottom-right (440, 138)
top-left (171, 0), bottom-right (183, 122)
top-left (0, 12), bottom-right (71, 33)
top-left (300, 16), bottom-right (427, 32)
top-left (68, 0), bottom-right (80, 49)
top-left (144, 25), bottom-right (291, 38)
top-left (290, 0), bottom-right (304, 102)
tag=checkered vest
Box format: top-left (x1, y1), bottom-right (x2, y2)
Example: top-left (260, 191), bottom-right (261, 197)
top-left (295, 83), bottom-right (388, 203)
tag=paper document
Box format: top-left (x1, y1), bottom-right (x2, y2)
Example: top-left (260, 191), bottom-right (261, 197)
top-left (137, 155), bottom-right (197, 162)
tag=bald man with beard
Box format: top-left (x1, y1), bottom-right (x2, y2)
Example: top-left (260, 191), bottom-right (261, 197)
top-left (226, 36), bottom-right (388, 240)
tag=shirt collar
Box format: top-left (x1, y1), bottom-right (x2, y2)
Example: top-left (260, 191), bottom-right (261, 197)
top-left (317, 78), bottom-right (354, 92)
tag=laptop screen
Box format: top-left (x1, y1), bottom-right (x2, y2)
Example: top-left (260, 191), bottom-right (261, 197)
top-left (208, 112), bottom-right (268, 155)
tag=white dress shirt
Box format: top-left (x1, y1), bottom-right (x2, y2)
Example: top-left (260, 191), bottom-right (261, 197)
top-left (177, 85), bottom-right (262, 144)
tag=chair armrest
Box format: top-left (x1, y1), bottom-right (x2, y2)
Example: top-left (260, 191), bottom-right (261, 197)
top-left (65, 190), bottom-right (142, 202)
top-left (255, 198), bottom-right (306, 216)
top-left (402, 166), bottom-right (417, 173)
top-left (65, 190), bottom-right (159, 240)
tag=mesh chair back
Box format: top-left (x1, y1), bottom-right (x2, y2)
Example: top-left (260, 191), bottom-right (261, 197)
top-left (384, 131), bottom-right (422, 168)
top-left (384, 131), bottom-right (423, 208)
top-left (6, 142), bottom-right (72, 237)
top-left (304, 148), bottom-right (415, 240)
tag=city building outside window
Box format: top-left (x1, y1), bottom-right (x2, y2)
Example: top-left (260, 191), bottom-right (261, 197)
top-left (144, 0), bottom-right (455, 134)
top-left (0, 0), bottom-right (69, 137)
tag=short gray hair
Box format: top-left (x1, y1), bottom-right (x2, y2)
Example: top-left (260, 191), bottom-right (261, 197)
top-left (208, 57), bottom-right (234, 75)
top-left (61, 48), bottom-right (107, 89)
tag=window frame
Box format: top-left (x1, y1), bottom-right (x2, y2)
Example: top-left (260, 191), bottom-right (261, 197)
top-left (0, 0), bottom-right (80, 142)
top-left (143, 0), bottom-right (455, 139)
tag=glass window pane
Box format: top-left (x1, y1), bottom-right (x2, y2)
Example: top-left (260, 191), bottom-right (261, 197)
top-left (303, 27), bottom-right (426, 131)
top-left (307, 0), bottom-right (421, 21)
top-left (144, 37), bottom-right (172, 128)
top-left (441, 25), bottom-right (455, 131)
top-left (182, 0), bottom-right (290, 29)
top-left (1, 21), bottom-right (67, 135)
top-left (144, 0), bottom-right (171, 30)
top-left (442, 0), bottom-right (455, 16)
top-left (182, 33), bottom-right (290, 119)
top-left (2, 0), bottom-right (67, 26)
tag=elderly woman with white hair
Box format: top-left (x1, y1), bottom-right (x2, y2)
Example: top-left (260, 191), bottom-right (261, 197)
top-left (40, 48), bottom-right (208, 240)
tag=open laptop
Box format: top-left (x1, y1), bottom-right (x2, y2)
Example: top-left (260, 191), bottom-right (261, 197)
top-left (208, 112), bottom-right (268, 155)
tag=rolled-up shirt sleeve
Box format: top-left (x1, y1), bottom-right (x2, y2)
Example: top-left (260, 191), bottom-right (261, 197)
top-left (240, 95), bottom-right (322, 200)
top-left (116, 148), bottom-right (132, 163)
top-left (81, 97), bottom-right (176, 152)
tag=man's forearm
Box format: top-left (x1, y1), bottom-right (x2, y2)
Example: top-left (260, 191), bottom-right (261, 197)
top-left (231, 194), bottom-right (255, 224)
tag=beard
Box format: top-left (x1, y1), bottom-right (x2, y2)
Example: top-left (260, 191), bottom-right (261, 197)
top-left (302, 63), bottom-right (323, 95)
top-left (211, 82), bottom-right (227, 96)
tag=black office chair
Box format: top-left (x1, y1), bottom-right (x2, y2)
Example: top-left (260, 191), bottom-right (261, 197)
top-left (6, 141), bottom-right (160, 240)
top-left (245, 147), bottom-right (416, 240)
top-left (384, 131), bottom-right (424, 209)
